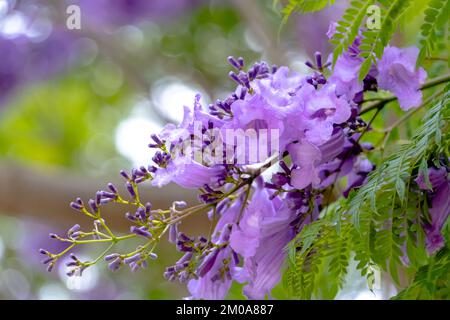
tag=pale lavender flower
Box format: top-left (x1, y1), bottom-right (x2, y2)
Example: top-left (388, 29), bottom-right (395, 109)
top-left (187, 199), bottom-right (242, 299)
top-left (230, 187), bottom-right (296, 299)
top-left (295, 83), bottom-right (352, 145)
top-left (416, 166), bottom-right (450, 254)
top-left (377, 46), bottom-right (427, 110)
top-left (328, 52), bottom-right (363, 101)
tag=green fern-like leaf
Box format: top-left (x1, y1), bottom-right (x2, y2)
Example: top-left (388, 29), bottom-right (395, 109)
top-left (393, 248), bottom-right (450, 299)
top-left (331, 0), bottom-right (374, 66)
top-left (284, 204), bottom-right (352, 299)
top-left (348, 85), bottom-right (449, 278)
top-left (417, 0), bottom-right (450, 64)
top-left (279, 0), bottom-right (336, 24)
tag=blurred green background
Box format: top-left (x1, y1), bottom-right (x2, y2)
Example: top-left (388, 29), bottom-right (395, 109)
top-left (0, 0), bottom-right (438, 299)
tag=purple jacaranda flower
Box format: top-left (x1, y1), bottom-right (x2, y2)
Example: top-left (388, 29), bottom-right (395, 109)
top-left (187, 246), bottom-right (236, 299)
top-left (230, 187), bottom-right (296, 299)
top-left (287, 129), bottom-right (345, 189)
top-left (415, 166), bottom-right (447, 191)
top-left (377, 46), bottom-right (427, 110)
top-left (424, 181), bottom-right (450, 254)
top-left (287, 140), bottom-right (322, 189)
top-left (152, 155), bottom-right (225, 188)
top-left (328, 52), bottom-right (363, 102)
top-left (295, 83), bottom-right (352, 146)
top-left (151, 96), bottom-right (227, 188)
top-left (415, 166), bottom-right (450, 254)
top-left (187, 199), bottom-right (242, 300)
top-left (221, 67), bottom-right (304, 163)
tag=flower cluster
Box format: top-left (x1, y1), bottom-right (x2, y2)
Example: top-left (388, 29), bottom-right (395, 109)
top-left (41, 25), bottom-right (431, 299)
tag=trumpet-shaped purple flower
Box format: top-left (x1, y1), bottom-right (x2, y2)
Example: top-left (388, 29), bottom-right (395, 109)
top-left (230, 187), bottom-right (296, 299)
top-left (187, 199), bottom-right (242, 300)
top-left (416, 166), bottom-right (450, 254)
top-left (296, 83), bottom-right (352, 145)
top-left (287, 129), bottom-right (345, 189)
top-left (328, 52), bottom-right (363, 102)
top-left (151, 97), bottom-right (227, 188)
top-left (377, 46), bottom-right (427, 110)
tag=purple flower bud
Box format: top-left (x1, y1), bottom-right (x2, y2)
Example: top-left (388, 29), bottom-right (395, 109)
top-left (67, 224), bottom-right (80, 235)
top-left (271, 173), bottom-right (289, 187)
top-left (134, 177), bottom-right (146, 184)
top-left (66, 261), bottom-right (78, 267)
top-left (124, 253), bottom-right (142, 264)
top-left (272, 64), bottom-right (278, 73)
top-left (100, 191), bottom-right (117, 199)
top-left (178, 232), bottom-right (191, 242)
top-left (42, 257), bottom-right (53, 264)
top-left (177, 252), bottom-right (193, 265)
top-left (145, 202), bottom-right (152, 215)
top-left (104, 253), bottom-right (120, 262)
top-left (218, 224), bottom-right (232, 243)
top-left (47, 264), bottom-right (54, 272)
top-left (229, 71), bottom-right (243, 85)
top-left (314, 51), bottom-right (323, 69)
top-left (95, 191), bottom-right (102, 205)
top-left (130, 226), bottom-right (152, 238)
top-left (70, 201), bottom-right (84, 211)
top-left (39, 249), bottom-right (49, 255)
top-left (232, 251), bottom-right (240, 264)
top-left (120, 170), bottom-right (130, 180)
top-left (179, 270), bottom-right (189, 283)
top-left (71, 232), bottom-right (81, 239)
top-left (279, 161), bottom-right (291, 174)
top-left (49, 233), bottom-right (58, 239)
top-left (149, 253), bottom-right (158, 260)
top-left (88, 199), bottom-right (98, 213)
top-left (174, 263), bottom-right (185, 272)
top-left (108, 257), bottom-right (122, 271)
top-left (173, 201), bottom-right (187, 209)
top-left (126, 182), bottom-right (136, 199)
top-left (130, 262), bottom-right (140, 272)
top-left (166, 266), bottom-right (175, 273)
top-left (107, 183), bottom-right (118, 194)
top-left (237, 57), bottom-right (244, 68)
top-left (197, 248), bottom-right (219, 277)
top-left (125, 212), bottom-right (136, 222)
top-left (66, 269), bottom-right (76, 277)
top-left (227, 56), bottom-right (241, 70)
top-left (100, 198), bottom-right (114, 205)
top-left (177, 240), bottom-right (193, 252)
top-left (238, 71), bottom-right (250, 88)
top-left (264, 182), bottom-right (279, 190)
top-left (168, 223), bottom-right (178, 243)
top-left (305, 61), bottom-right (314, 69)
top-left (136, 207), bottom-right (146, 222)
top-left (151, 133), bottom-right (163, 145)
top-left (70, 253), bottom-right (79, 261)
